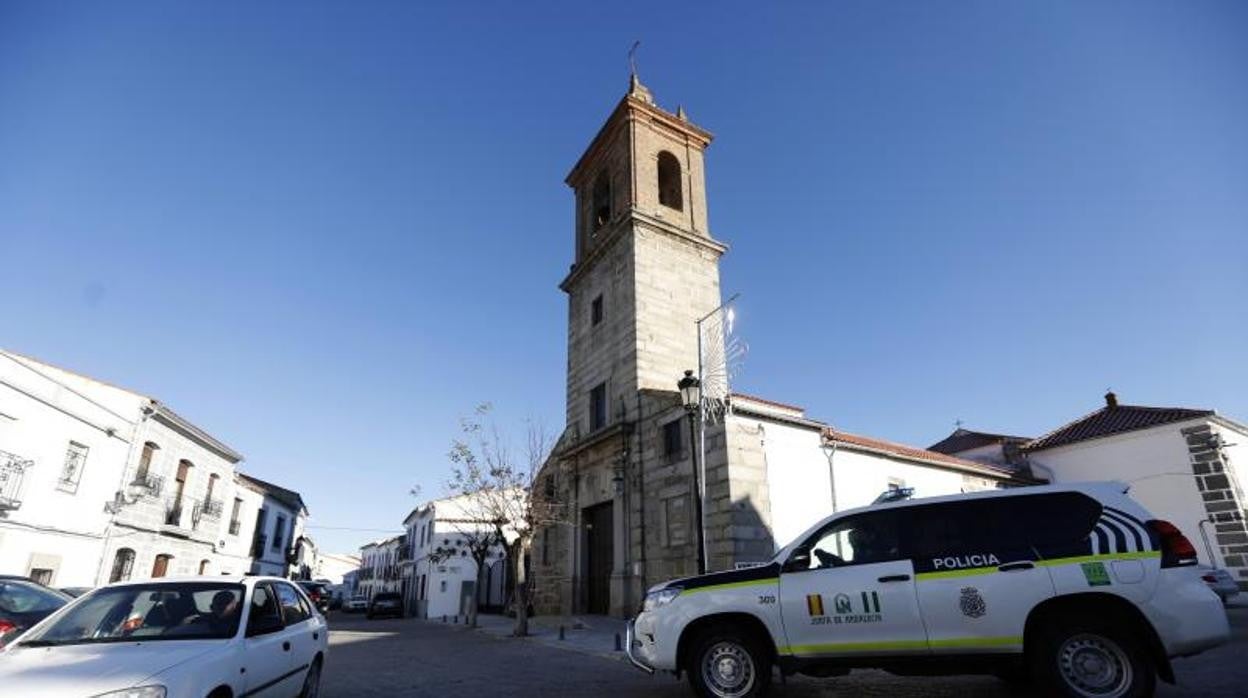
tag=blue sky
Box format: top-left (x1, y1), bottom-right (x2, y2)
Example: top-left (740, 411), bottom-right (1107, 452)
top-left (2, 1), bottom-right (1245, 553)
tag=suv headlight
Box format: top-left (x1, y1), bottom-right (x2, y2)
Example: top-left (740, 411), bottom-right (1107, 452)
top-left (93, 686), bottom-right (167, 698)
top-left (642, 588), bottom-right (681, 612)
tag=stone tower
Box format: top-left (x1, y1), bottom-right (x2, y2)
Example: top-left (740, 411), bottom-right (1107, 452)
top-left (534, 76), bottom-right (732, 617)
top-left (560, 74), bottom-right (726, 437)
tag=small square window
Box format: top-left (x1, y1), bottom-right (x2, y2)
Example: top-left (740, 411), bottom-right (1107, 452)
top-left (589, 383), bottom-right (607, 432)
top-left (29, 568), bottom-right (54, 586)
top-left (591, 295), bottom-right (604, 326)
top-left (663, 420), bottom-right (684, 460)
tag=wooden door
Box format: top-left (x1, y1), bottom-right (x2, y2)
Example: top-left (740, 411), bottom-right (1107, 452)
top-left (584, 501), bottom-right (614, 615)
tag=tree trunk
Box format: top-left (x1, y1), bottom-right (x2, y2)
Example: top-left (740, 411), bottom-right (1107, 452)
top-left (470, 555), bottom-right (487, 628)
top-left (511, 539), bottom-right (529, 637)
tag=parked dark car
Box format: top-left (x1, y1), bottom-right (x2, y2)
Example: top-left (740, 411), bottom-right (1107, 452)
top-left (0, 575), bottom-right (72, 648)
top-left (367, 592), bottom-right (403, 619)
top-left (297, 581), bottom-right (331, 613)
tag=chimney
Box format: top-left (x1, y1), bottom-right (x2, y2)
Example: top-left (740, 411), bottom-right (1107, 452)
top-left (1104, 391), bottom-right (1118, 409)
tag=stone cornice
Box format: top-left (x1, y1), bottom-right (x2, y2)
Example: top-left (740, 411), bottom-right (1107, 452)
top-left (559, 211), bottom-right (727, 293)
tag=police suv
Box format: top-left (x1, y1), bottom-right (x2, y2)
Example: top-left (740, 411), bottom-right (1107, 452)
top-left (626, 482), bottom-right (1229, 698)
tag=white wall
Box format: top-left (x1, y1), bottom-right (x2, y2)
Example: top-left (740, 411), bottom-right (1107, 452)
top-left (1029, 421), bottom-right (1217, 565)
top-left (758, 418), bottom-right (999, 555)
top-left (0, 355), bottom-right (136, 587)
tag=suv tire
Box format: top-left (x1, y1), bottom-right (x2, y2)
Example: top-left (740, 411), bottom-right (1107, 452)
top-left (1031, 614), bottom-right (1156, 698)
top-left (685, 625), bottom-right (771, 698)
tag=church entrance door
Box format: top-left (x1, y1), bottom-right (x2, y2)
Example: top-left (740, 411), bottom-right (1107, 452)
top-left (584, 501), bottom-right (614, 615)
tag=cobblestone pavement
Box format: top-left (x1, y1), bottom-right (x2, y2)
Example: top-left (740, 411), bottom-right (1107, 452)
top-left (321, 605), bottom-right (1247, 697)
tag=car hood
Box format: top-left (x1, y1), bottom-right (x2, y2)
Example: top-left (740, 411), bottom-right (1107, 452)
top-left (649, 562), bottom-right (782, 594)
top-left (0, 640), bottom-right (222, 694)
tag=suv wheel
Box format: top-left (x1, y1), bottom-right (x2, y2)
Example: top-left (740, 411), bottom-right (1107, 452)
top-left (686, 626), bottom-right (771, 698)
top-left (1033, 617), bottom-right (1155, 697)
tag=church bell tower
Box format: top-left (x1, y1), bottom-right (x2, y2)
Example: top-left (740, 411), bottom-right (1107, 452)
top-left (560, 74), bottom-right (727, 436)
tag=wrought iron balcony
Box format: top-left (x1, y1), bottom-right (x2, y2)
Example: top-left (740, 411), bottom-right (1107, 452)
top-left (0, 450), bottom-right (32, 512)
top-left (130, 472), bottom-right (164, 496)
top-left (200, 497), bottom-right (224, 519)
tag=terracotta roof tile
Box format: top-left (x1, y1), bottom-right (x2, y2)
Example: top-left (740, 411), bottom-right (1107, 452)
top-left (1024, 404), bottom-right (1213, 452)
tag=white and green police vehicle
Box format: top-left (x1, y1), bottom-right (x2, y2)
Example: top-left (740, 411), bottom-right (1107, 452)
top-left (627, 482), bottom-right (1229, 697)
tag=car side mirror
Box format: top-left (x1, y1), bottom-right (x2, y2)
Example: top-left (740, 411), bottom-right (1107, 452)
top-left (246, 612), bottom-right (283, 637)
top-left (783, 550), bottom-right (810, 573)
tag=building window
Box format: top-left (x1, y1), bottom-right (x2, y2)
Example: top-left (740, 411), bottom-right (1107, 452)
top-left (440, 580), bottom-right (447, 593)
top-left (152, 554), bottom-right (172, 578)
top-left (206, 473), bottom-right (219, 501)
top-left (663, 419), bottom-right (684, 460)
top-left (887, 477), bottom-right (906, 492)
top-left (589, 382), bottom-right (607, 432)
top-left (591, 170), bottom-right (611, 232)
top-left (29, 568), bottom-right (53, 585)
top-left (273, 515), bottom-right (286, 551)
top-left (657, 151), bottom-right (683, 211)
top-left (198, 559), bottom-right (210, 575)
top-left (109, 548), bottom-right (135, 583)
top-left (135, 441), bottom-right (158, 482)
top-left (57, 441), bottom-right (88, 493)
top-left (229, 498), bottom-right (243, 535)
top-left (591, 294), bottom-right (604, 326)
top-left (664, 495), bottom-right (689, 547)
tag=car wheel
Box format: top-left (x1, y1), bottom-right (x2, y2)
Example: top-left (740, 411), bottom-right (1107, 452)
top-left (1032, 615), bottom-right (1155, 698)
top-left (298, 658), bottom-right (322, 698)
top-left (686, 625), bottom-right (771, 698)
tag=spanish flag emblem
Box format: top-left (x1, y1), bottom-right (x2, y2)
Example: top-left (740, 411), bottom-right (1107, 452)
top-left (806, 594), bottom-right (824, 616)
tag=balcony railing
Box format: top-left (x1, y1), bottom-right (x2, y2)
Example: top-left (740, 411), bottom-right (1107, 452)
top-left (0, 450), bottom-right (32, 512)
top-left (130, 472), bottom-right (164, 497)
top-left (200, 497), bottom-right (224, 519)
top-left (228, 519), bottom-right (241, 535)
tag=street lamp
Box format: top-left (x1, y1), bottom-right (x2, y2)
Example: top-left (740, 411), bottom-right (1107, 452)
top-left (678, 370), bottom-right (707, 575)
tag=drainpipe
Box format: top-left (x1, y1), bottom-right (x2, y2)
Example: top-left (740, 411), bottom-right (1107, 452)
top-left (820, 434), bottom-right (839, 515)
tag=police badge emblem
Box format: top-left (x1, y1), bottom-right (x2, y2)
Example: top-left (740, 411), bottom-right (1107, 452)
top-left (959, 587), bottom-right (986, 618)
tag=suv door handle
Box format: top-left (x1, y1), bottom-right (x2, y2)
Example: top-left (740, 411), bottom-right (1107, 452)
top-left (877, 574), bottom-right (911, 583)
top-left (282, 641), bottom-right (291, 652)
top-left (998, 561), bottom-right (1035, 572)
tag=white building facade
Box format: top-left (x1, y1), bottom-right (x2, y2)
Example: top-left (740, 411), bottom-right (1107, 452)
top-left (357, 535), bottom-right (404, 600)
top-left (0, 350), bottom-right (310, 586)
top-left (402, 496), bottom-right (508, 619)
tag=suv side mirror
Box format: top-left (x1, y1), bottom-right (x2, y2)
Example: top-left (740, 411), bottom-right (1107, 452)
top-left (246, 612), bottom-right (283, 637)
top-left (783, 550), bottom-right (811, 573)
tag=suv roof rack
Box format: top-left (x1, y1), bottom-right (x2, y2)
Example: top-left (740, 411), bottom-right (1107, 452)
top-left (872, 487), bottom-right (915, 505)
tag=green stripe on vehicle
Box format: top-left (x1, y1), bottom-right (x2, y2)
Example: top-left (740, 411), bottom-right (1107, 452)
top-left (915, 551), bottom-right (1160, 581)
top-left (929, 636), bottom-right (1022, 649)
top-left (915, 566), bottom-right (999, 581)
top-left (780, 636), bottom-right (1022, 656)
top-left (1036, 551), bottom-right (1160, 567)
top-left (679, 578), bottom-right (779, 596)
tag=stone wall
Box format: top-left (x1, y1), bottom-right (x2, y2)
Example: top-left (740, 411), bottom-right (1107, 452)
top-left (1182, 423), bottom-right (1248, 589)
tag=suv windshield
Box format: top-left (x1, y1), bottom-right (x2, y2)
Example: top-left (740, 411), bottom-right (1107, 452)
top-left (21, 582), bottom-right (245, 647)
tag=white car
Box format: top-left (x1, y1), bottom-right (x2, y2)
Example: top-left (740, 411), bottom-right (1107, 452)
top-left (0, 575), bottom-right (328, 698)
top-left (344, 595), bottom-right (368, 613)
top-left (628, 482), bottom-right (1230, 697)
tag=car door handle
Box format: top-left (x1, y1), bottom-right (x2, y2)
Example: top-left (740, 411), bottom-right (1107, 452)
top-left (998, 561), bottom-right (1035, 572)
top-left (877, 574), bottom-right (911, 583)
top-left (282, 641), bottom-right (291, 652)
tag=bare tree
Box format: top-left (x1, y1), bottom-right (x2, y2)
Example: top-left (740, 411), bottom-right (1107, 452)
top-left (445, 404), bottom-right (563, 637)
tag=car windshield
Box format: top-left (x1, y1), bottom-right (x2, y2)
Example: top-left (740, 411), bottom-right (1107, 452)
top-left (0, 580), bottom-right (69, 615)
top-left (20, 582), bottom-right (245, 647)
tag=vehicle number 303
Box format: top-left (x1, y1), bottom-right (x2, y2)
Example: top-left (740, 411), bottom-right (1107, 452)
top-left (757, 594), bottom-right (776, 605)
